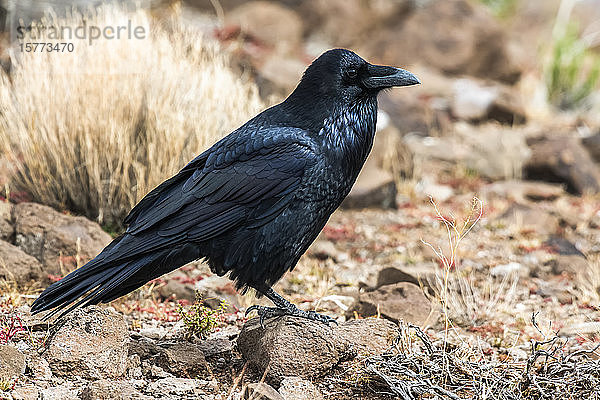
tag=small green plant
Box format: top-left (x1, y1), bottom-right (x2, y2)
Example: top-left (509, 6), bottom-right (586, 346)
top-left (176, 292), bottom-right (227, 339)
top-left (546, 23), bottom-right (600, 109)
top-left (0, 378), bottom-right (15, 392)
top-left (479, 0), bottom-right (517, 18)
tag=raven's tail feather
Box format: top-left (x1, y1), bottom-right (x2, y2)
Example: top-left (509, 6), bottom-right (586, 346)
top-left (31, 241), bottom-right (201, 320)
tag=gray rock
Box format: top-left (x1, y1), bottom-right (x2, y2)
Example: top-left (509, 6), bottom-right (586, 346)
top-left (279, 377), bottom-right (324, 400)
top-left (242, 382), bottom-right (283, 400)
top-left (238, 315), bottom-right (401, 382)
top-left (45, 306), bottom-right (129, 379)
top-left (237, 316), bottom-right (350, 382)
top-left (0, 240), bottom-right (44, 285)
top-left (525, 136), bottom-right (600, 195)
top-left (145, 377), bottom-right (215, 398)
top-left (10, 386), bottom-right (39, 400)
top-left (197, 337), bottom-right (234, 359)
top-left (13, 202), bottom-right (111, 278)
top-left (80, 380), bottom-right (151, 400)
top-left (451, 79), bottom-right (525, 124)
top-left (0, 345), bottom-right (25, 379)
top-left (157, 342), bottom-right (209, 378)
top-left (334, 318), bottom-right (398, 356)
top-left (347, 282), bottom-right (435, 326)
top-left (40, 385), bottom-right (79, 400)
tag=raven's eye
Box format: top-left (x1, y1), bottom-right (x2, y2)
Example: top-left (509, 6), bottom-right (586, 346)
top-left (345, 68), bottom-right (357, 79)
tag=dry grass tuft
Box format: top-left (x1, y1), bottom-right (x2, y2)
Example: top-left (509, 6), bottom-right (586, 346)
top-left (362, 321), bottom-right (600, 399)
top-left (0, 3), bottom-right (262, 227)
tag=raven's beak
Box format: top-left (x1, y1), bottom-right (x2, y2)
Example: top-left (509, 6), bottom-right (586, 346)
top-left (363, 64), bottom-right (420, 89)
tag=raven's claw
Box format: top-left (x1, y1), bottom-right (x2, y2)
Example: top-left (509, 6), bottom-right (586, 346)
top-left (245, 304), bottom-right (337, 328)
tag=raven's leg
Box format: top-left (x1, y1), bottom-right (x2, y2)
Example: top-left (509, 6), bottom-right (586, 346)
top-left (245, 287), bottom-right (337, 327)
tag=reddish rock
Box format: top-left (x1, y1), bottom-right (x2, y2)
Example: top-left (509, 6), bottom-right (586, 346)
top-left (347, 282), bottom-right (435, 326)
top-left (13, 203), bottom-right (111, 278)
top-left (0, 240), bottom-right (44, 285)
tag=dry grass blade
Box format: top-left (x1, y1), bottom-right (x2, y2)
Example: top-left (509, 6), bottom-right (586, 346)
top-left (0, 3), bottom-right (262, 228)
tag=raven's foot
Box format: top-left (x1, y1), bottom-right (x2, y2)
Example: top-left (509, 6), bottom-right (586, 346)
top-left (245, 304), bottom-right (337, 328)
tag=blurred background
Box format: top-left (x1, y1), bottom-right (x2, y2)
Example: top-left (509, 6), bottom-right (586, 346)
top-left (0, 1), bottom-right (600, 398)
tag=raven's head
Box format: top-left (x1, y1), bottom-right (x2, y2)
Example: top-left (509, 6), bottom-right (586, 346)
top-left (290, 48), bottom-right (419, 106)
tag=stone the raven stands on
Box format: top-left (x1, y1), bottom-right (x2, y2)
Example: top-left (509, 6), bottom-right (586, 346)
top-left (32, 49), bottom-right (419, 325)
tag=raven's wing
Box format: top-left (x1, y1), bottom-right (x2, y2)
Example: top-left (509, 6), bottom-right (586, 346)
top-left (123, 127), bottom-right (317, 244)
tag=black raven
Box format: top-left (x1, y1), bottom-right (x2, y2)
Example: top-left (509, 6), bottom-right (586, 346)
top-left (31, 49), bottom-right (419, 325)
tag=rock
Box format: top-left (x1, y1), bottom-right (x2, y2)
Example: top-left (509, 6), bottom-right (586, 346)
top-left (158, 279), bottom-right (196, 302)
top-left (226, 1), bottom-right (303, 54)
top-left (560, 321), bottom-right (600, 336)
top-left (497, 203), bottom-right (559, 235)
top-left (543, 236), bottom-right (585, 256)
top-left (379, 66), bottom-right (454, 136)
top-left (451, 79), bottom-right (525, 124)
top-left (482, 180), bottom-right (564, 203)
top-left (242, 382), bottom-right (283, 400)
top-left (490, 262), bottom-right (529, 277)
top-left (414, 176), bottom-right (454, 203)
top-left (0, 201), bottom-right (12, 241)
top-left (194, 275), bottom-right (241, 312)
top-left (368, 0), bottom-right (521, 84)
top-left (13, 203), bottom-right (111, 278)
top-left (45, 306), bottom-right (129, 379)
top-left (129, 336), bottom-right (159, 360)
top-left (145, 377), bottom-right (215, 398)
top-left (279, 377), bottom-right (324, 400)
top-left (0, 345), bottom-right (25, 379)
top-left (197, 338), bottom-right (234, 360)
top-left (376, 264), bottom-right (438, 290)
top-left (405, 123), bottom-right (531, 180)
top-left (346, 282), bottom-right (434, 326)
top-left (341, 155), bottom-right (396, 209)
top-left (80, 380), bottom-right (151, 400)
top-left (334, 318), bottom-right (398, 356)
top-left (41, 385), bottom-right (79, 400)
top-left (10, 386), bottom-right (39, 400)
top-left (546, 255), bottom-right (589, 276)
top-left (238, 316), bottom-right (349, 382)
top-left (452, 78), bottom-right (498, 120)
top-left (524, 136), bottom-right (600, 194)
top-left (582, 131), bottom-right (600, 162)
top-left (26, 354), bottom-right (52, 380)
top-left (342, 121), bottom-right (412, 209)
top-left (0, 240), bottom-right (44, 285)
top-left (307, 239), bottom-right (339, 261)
top-left (238, 316), bottom-right (404, 382)
top-left (157, 342), bottom-right (209, 378)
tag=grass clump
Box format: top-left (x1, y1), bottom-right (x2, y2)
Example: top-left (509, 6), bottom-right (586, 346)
top-left (177, 292), bottom-right (227, 339)
top-left (0, 3), bottom-right (262, 228)
top-left (546, 23), bottom-right (600, 110)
